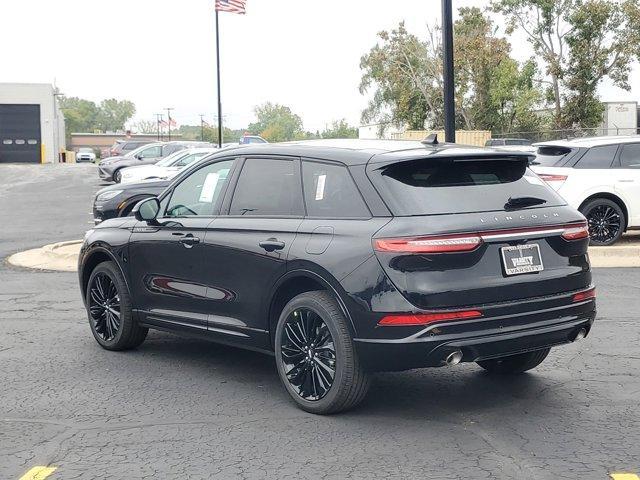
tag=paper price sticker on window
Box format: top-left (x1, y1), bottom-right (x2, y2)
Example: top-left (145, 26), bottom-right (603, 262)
top-left (315, 174), bottom-right (327, 201)
top-left (199, 172), bottom-right (220, 203)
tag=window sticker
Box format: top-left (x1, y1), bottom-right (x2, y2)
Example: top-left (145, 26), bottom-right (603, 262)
top-left (315, 174), bottom-right (327, 201)
top-left (199, 172), bottom-right (220, 203)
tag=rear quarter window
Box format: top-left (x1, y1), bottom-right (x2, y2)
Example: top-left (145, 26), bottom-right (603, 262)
top-left (368, 158), bottom-right (565, 216)
top-left (573, 145), bottom-right (619, 169)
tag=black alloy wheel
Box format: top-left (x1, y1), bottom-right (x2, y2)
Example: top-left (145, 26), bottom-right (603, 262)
top-left (280, 307), bottom-right (337, 401)
top-left (581, 198), bottom-right (625, 246)
top-left (89, 272), bottom-right (121, 341)
top-left (86, 261), bottom-right (148, 350)
top-left (275, 291), bottom-right (370, 414)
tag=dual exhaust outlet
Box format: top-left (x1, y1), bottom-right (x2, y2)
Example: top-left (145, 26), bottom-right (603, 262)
top-left (442, 327), bottom-right (588, 367)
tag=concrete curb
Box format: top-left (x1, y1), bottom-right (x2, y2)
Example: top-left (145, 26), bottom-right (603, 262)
top-left (589, 245), bottom-right (640, 268)
top-left (7, 240), bottom-right (83, 272)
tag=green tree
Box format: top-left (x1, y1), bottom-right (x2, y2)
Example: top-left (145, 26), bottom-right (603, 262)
top-left (321, 119), bottom-right (359, 139)
top-left (248, 103), bottom-right (304, 142)
top-left (492, 0), bottom-right (640, 128)
top-left (132, 119), bottom-right (158, 134)
top-left (359, 9), bottom-right (543, 133)
top-left (359, 22), bottom-right (442, 131)
top-left (97, 99), bottom-right (136, 132)
top-left (59, 97), bottom-right (100, 134)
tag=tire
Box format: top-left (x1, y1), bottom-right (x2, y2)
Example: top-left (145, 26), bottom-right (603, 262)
top-left (477, 348), bottom-right (550, 374)
top-left (580, 198), bottom-right (625, 246)
top-left (113, 169), bottom-right (123, 183)
top-left (274, 291), bottom-right (370, 414)
top-left (85, 261), bottom-right (148, 351)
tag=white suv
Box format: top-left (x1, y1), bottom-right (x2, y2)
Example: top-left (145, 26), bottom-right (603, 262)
top-left (531, 135), bottom-right (640, 245)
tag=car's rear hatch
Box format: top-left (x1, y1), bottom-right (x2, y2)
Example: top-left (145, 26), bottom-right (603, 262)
top-left (367, 149), bottom-right (591, 310)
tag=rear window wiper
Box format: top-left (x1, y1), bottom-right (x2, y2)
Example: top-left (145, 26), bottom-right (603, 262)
top-left (505, 196), bottom-right (547, 210)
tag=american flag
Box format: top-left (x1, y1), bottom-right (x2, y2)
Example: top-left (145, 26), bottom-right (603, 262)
top-left (215, 0), bottom-right (246, 14)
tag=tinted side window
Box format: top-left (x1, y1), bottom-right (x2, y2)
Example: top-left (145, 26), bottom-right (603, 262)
top-left (165, 160), bottom-right (234, 217)
top-left (302, 161), bottom-right (370, 218)
top-left (574, 145), bottom-right (618, 169)
top-left (122, 143), bottom-right (138, 151)
top-left (619, 144), bottom-right (640, 169)
top-left (229, 158), bottom-right (303, 216)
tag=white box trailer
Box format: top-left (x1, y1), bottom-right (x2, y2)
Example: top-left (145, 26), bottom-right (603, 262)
top-left (601, 101), bottom-right (638, 136)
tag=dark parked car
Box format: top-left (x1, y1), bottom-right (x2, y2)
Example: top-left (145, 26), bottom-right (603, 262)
top-left (98, 141), bottom-right (212, 183)
top-left (92, 179), bottom-right (170, 224)
top-left (102, 140), bottom-right (153, 159)
top-left (79, 140), bottom-right (596, 414)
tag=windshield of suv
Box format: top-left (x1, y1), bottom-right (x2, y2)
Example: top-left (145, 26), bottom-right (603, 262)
top-left (369, 158), bottom-right (565, 216)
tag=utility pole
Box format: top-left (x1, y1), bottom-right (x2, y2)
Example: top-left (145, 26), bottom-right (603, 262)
top-left (442, 0), bottom-right (456, 143)
top-left (199, 114), bottom-right (205, 141)
top-left (155, 113), bottom-right (163, 141)
top-left (165, 107), bottom-right (174, 142)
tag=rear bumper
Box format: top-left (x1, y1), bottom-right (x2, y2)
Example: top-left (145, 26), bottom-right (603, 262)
top-left (354, 297), bottom-right (596, 372)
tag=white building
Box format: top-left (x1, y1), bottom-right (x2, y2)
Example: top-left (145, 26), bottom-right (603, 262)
top-left (0, 83), bottom-right (66, 163)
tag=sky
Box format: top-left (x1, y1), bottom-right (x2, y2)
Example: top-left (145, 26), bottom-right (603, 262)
top-left (1, 0), bottom-right (638, 132)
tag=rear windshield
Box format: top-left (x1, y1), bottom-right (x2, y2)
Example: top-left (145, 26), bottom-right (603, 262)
top-left (369, 158), bottom-right (565, 216)
top-left (532, 146), bottom-right (577, 166)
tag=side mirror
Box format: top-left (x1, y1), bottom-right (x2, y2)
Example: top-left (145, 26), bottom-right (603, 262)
top-left (133, 197), bottom-right (160, 223)
top-left (135, 154), bottom-right (143, 160)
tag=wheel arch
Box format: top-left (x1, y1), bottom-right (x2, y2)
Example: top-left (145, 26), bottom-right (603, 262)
top-left (79, 247), bottom-right (129, 304)
top-left (266, 268), bottom-right (355, 349)
top-left (578, 192), bottom-right (629, 230)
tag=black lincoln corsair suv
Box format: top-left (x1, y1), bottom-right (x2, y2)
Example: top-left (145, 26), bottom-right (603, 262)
top-left (78, 139), bottom-right (596, 414)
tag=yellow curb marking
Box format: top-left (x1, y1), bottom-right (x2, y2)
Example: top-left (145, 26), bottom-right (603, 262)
top-left (610, 474), bottom-right (640, 480)
top-left (19, 466), bottom-right (57, 480)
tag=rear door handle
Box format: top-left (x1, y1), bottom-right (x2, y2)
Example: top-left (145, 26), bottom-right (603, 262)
top-left (179, 234), bottom-right (200, 248)
top-left (259, 238), bottom-right (285, 252)
top-left (617, 179), bottom-right (634, 183)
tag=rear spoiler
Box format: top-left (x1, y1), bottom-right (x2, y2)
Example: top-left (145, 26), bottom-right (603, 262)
top-left (369, 150), bottom-right (535, 168)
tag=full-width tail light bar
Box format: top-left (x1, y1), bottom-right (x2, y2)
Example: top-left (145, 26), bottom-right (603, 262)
top-left (373, 222), bottom-right (589, 254)
top-left (572, 287), bottom-right (596, 303)
top-left (378, 309), bottom-right (483, 326)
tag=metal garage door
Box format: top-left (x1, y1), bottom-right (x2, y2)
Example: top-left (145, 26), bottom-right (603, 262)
top-left (0, 104), bottom-right (41, 163)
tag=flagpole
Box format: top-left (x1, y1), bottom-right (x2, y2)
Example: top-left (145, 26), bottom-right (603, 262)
top-left (215, 9), bottom-right (223, 148)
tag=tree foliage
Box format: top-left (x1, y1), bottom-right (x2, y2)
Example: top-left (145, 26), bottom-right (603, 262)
top-left (59, 96), bottom-right (136, 134)
top-left (321, 119), bottom-right (359, 139)
top-left (492, 0), bottom-right (640, 128)
top-left (248, 102), bottom-right (305, 142)
top-left (359, 9), bottom-right (543, 134)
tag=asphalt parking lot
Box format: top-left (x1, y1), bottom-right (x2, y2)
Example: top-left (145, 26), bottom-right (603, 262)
top-left (1, 164), bottom-right (639, 479)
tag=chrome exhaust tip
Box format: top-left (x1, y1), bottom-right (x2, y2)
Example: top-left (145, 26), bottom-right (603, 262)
top-left (445, 350), bottom-right (463, 366)
top-left (574, 328), bottom-right (587, 341)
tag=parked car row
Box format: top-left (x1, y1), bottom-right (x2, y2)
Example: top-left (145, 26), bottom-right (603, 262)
top-left (97, 141), bottom-right (213, 183)
top-left (80, 139), bottom-right (595, 414)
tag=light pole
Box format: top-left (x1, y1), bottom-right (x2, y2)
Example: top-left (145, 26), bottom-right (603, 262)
top-left (200, 114), bottom-right (205, 141)
top-left (442, 0), bottom-right (455, 143)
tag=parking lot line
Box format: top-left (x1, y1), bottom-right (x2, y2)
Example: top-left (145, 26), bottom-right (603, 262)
top-left (610, 474), bottom-right (640, 480)
top-left (18, 466), bottom-right (57, 480)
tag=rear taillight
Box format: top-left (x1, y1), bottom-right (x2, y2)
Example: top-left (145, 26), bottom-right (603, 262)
top-left (539, 174), bottom-right (568, 183)
top-left (572, 287), bottom-right (595, 303)
top-left (561, 222), bottom-right (589, 241)
top-left (374, 234), bottom-right (482, 253)
top-left (378, 310), bottom-right (483, 326)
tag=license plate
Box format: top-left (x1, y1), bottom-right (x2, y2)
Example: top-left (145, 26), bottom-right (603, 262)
top-left (501, 244), bottom-right (544, 276)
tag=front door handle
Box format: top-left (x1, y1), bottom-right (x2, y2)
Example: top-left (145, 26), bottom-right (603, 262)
top-left (617, 179), bottom-right (634, 183)
top-left (180, 234), bottom-right (200, 248)
top-left (259, 238), bottom-right (285, 252)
